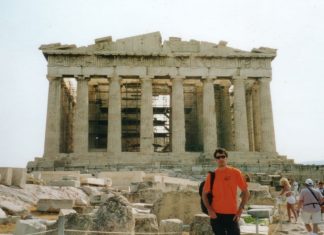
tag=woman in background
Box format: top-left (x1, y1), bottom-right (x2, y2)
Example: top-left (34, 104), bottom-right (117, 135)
top-left (280, 177), bottom-right (298, 223)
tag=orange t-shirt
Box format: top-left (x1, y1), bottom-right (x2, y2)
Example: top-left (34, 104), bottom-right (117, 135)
top-left (203, 166), bottom-right (248, 214)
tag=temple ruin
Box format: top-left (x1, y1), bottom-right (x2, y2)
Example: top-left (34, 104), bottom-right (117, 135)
top-left (27, 32), bottom-right (296, 173)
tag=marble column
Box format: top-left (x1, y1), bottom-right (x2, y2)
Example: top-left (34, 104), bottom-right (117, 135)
top-left (73, 76), bottom-right (89, 153)
top-left (233, 76), bottom-right (249, 151)
top-left (252, 83), bottom-right (261, 152)
top-left (171, 76), bottom-right (186, 153)
top-left (107, 75), bottom-right (122, 153)
top-left (140, 76), bottom-right (154, 153)
top-left (246, 88), bottom-right (255, 151)
top-left (44, 76), bottom-right (62, 158)
top-left (259, 77), bottom-right (277, 152)
top-left (202, 77), bottom-right (218, 155)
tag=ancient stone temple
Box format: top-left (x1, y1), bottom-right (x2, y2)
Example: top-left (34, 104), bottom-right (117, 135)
top-left (28, 32), bottom-right (293, 172)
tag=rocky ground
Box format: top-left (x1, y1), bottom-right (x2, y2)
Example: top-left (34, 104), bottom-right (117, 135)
top-left (2, 172), bottom-right (318, 235)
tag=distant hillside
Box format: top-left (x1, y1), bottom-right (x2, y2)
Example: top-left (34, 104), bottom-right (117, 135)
top-left (299, 160), bottom-right (324, 165)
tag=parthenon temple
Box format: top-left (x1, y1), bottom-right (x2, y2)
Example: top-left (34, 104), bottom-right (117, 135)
top-left (28, 32), bottom-right (293, 172)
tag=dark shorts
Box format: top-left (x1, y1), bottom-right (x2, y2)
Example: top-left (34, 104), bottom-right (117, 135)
top-left (210, 213), bottom-right (240, 235)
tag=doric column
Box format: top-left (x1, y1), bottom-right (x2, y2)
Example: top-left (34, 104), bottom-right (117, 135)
top-left (73, 76), bottom-right (89, 153)
top-left (252, 84), bottom-right (261, 151)
top-left (107, 75), bottom-right (122, 153)
top-left (233, 76), bottom-right (249, 151)
top-left (259, 77), bottom-right (277, 152)
top-left (246, 88), bottom-right (255, 151)
top-left (202, 77), bottom-right (218, 155)
top-left (140, 76), bottom-right (154, 153)
top-left (44, 76), bottom-right (61, 158)
top-left (171, 76), bottom-right (186, 153)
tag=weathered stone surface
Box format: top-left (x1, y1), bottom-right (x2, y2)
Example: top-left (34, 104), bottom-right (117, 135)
top-left (190, 214), bottom-right (213, 235)
top-left (0, 167), bottom-right (12, 186)
top-left (92, 194), bottom-right (135, 233)
top-left (81, 177), bottom-right (106, 186)
top-left (37, 199), bottom-right (74, 212)
top-left (33, 171), bottom-right (80, 184)
top-left (59, 209), bottom-right (77, 216)
top-left (12, 168), bottom-right (27, 188)
top-left (240, 224), bottom-right (268, 235)
top-left (48, 179), bottom-right (80, 187)
top-left (247, 208), bottom-right (272, 218)
top-left (97, 171), bottom-right (145, 186)
top-left (81, 185), bottom-right (102, 196)
top-left (152, 190), bottom-right (200, 224)
top-left (0, 208), bottom-right (7, 219)
top-left (0, 201), bottom-right (28, 216)
top-left (134, 213), bottom-right (158, 233)
top-left (159, 218), bottom-right (183, 234)
top-left (14, 219), bottom-right (47, 235)
top-left (133, 188), bottom-right (163, 204)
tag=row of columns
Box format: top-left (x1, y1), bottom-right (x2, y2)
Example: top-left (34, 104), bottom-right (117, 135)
top-left (44, 75), bottom-right (276, 158)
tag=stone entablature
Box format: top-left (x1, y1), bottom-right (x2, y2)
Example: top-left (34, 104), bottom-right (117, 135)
top-left (40, 32), bottom-right (275, 79)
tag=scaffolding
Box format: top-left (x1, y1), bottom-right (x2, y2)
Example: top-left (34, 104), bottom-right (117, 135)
top-left (152, 81), bottom-right (171, 152)
top-left (88, 79), bottom-right (108, 151)
top-left (121, 79), bottom-right (141, 152)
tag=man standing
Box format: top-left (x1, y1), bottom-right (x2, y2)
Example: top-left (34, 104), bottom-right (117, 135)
top-left (297, 178), bottom-right (324, 235)
top-left (202, 148), bottom-right (250, 235)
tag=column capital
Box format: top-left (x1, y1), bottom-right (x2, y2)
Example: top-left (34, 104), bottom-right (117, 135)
top-left (201, 76), bottom-right (215, 83)
top-left (232, 75), bottom-right (247, 81)
top-left (140, 75), bottom-right (154, 81)
top-left (46, 75), bottom-right (62, 81)
top-left (259, 77), bottom-right (272, 83)
top-left (171, 75), bottom-right (185, 81)
top-left (109, 75), bottom-right (121, 82)
top-left (76, 75), bottom-right (90, 81)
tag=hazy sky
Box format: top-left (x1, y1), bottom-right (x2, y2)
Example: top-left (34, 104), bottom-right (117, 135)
top-left (0, 0), bottom-right (323, 167)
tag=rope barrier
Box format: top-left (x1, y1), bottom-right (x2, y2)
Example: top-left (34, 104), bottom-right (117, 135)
top-left (25, 229), bottom-right (58, 235)
top-left (64, 230), bottom-right (182, 234)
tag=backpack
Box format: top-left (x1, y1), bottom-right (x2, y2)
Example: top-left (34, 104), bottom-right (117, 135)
top-left (199, 171), bottom-right (216, 214)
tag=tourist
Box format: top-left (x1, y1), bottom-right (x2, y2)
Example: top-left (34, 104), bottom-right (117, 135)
top-left (292, 179), bottom-right (299, 195)
top-left (297, 178), bottom-right (324, 235)
top-left (202, 148), bottom-right (250, 235)
top-left (279, 177), bottom-right (298, 223)
top-left (317, 181), bottom-right (324, 196)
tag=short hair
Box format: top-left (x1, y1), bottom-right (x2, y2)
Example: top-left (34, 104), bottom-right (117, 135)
top-left (213, 148), bottom-right (228, 159)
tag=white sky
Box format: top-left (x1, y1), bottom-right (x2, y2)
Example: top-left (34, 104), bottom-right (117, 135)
top-left (0, 0), bottom-right (323, 167)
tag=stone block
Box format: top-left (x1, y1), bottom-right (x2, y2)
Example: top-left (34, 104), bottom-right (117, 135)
top-left (13, 219), bottom-right (47, 235)
top-left (0, 208), bottom-right (7, 219)
top-left (81, 177), bottom-right (106, 186)
top-left (159, 219), bottom-right (183, 234)
top-left (48, 179), bottom-right (80, 187)
top-left (0, 167), bottom-right (12, 186)
top-left (33, 171), bottom-right (80, 184)
top-left (240, 224), bottom-right (268, 235)
top-left (37, 199), bottom-right (74, 212)
top-left (0, 201), bottom-right (27, 216)
top-left (59, 209), bottom-right (77, 216)
top-left (190, 214), bottom-right (213, 235)
top-left (134, 213), bottom-right (158, 233)
top-left (11, 168), bottom-right (27, 188)
top-left (97, 171), bottom-right (145, 186)
top-left (247, 209), bottom-right (272, 218)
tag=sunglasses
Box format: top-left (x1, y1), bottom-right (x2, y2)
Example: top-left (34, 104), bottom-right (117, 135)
top-left (215, 155), bottom-right (226, 160)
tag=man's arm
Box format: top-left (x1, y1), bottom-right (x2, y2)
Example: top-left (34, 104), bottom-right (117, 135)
top-left (234, 189), bottom-right (250, 222)
top-left (202, 191), bottom-right (216, 219)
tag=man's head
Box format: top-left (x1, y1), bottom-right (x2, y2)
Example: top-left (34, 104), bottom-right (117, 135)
top-left (305, 178), bottom-right (314, 187)
top-left (213, 148), bottom-right (228, 167)
top-left (318, 181), bottom-right (323, 188)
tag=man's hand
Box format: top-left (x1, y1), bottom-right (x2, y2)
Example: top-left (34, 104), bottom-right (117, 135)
top-left (233, 208), bottom-right (243, 222)
top-left (208, 208), bottom-right (217, 219)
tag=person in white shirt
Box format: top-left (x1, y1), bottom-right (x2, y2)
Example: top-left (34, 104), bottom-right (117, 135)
top-left (297, 178), bottom-right (324, 235)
